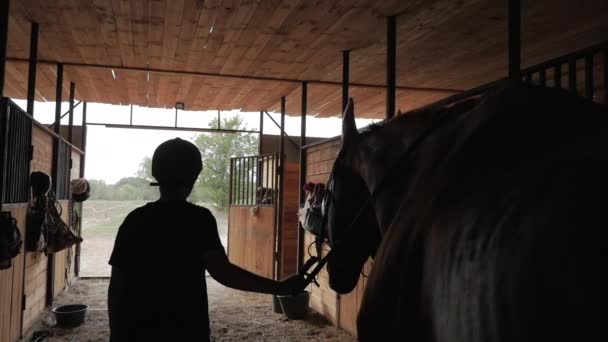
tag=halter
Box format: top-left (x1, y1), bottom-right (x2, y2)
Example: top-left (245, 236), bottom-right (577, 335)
top-left (299, 99), bottom-right (474, 286)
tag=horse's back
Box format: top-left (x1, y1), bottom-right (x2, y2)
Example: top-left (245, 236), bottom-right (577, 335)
top-left (358, 83), bottom-right (608, 341)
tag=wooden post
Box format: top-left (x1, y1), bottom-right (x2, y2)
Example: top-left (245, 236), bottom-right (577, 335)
top-left (508, 0), bottom-right (521, 80)
top-left (27, 22), bottom-right (39, 116)
top-left (386, 15), bottom-right (396, 119)
top-left (0, 0), bottom-right (9, 97)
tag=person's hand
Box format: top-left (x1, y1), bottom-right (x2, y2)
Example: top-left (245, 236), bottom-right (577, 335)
top-left (277, 274), bottom-right (308, 296)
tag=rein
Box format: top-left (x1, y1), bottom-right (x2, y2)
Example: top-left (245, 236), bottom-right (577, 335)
top-left (300, 99), bottom-right (476, 287)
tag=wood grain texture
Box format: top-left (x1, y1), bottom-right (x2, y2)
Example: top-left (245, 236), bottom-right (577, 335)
top-left (3, 0), bottom-right (607, 118)
top-left (228, 205), bottom-right (276, 279)
top-left (0, 205), bottom-right (26, 342)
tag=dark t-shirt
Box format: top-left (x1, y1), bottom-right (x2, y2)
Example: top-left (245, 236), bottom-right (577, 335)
top-left (109, 200), bottom-right (223, 341)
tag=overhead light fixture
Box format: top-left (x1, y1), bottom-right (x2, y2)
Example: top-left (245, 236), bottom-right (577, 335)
top-left (175, 102), bottom-right (185, 110)
top-left (146, 71), bottom-right (150, 81)
top-left (111, 69), bottom-right (116, 79)
top-left (203, 44), bottom-right (207, 49)
top-left (209, 26), bottom-right (214, 34)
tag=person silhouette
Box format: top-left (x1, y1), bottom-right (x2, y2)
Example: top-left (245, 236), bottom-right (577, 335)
top-left (108, 138), bottom-right (305, 341)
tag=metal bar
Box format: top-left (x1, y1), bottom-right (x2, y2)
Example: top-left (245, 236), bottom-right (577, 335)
top-left (0, 99), bottom-right (10, 205)
top-left (604, 49), bottom-right (608, 104)
top-left (585, 54), bottom-right (594, 99)
top-left (297, 81), bottom-right (307, 270)
top-left (0, 0), bottom-right (9, 97)
top-left (247, 157), bottom-right (250, 205)
top-left (539, 69), bottom-right (546, 86)
top-left (386, 15), bottom-right (396, 118)
top-left (48, 101), bottom-right (82, 130)
top-left (229, 159), bottom-right (234, 205)
top-left (174, 108), bottom-right (178, 128)
top-left (5, 57), bottom-right (464, 94)
top-left (508, 0), bottom-right (521, 79)
top-left (276, 97), bottom-right (286, 279)
top-left (554, 65), bottom-right (562, 89)
top-left (237, 159), bottom-right (242, 205)
top-left (521, 41), bottom-right (608, 75)
top-left (68, 82), bottom-right (75, 143)
top-left (54, 64), bottom-right (64, 136)
top-left (569, 58), bottom-right (577, 94)
top-left (93, 123), bottom-right (259, 134)
top-left (258, 110), bottom-right (264, 155)
top-left (27, 22), bottom-right (39, 116)
top-left (263, 111), bottom-right (300, 150)
top-left (217, 110), bottom-right (221, 129)
top-left (342, 50), bottom-right (350, 112)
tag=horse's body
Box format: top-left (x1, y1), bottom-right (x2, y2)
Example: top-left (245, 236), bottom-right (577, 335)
top-left (325, 82), bottom-right (608, 341)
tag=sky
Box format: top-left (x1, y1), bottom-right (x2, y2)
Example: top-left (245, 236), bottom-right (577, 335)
top-left (13, 99), bottom-right (379, 184)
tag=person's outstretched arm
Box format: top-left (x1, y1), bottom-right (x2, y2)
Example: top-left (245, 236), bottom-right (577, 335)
top-left (204, 250), bottom-right (305, 295)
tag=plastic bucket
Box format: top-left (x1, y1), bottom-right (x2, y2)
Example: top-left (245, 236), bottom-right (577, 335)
top-left (272, 295), bottom-right (283, 313)
top-left (277, 291), bottom-right (310, 320)
top-left (52, 304), bottom-right (88, 328)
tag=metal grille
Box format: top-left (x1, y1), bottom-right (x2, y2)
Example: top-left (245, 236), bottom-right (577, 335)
top-left (521, 42), bottom-right (608, 104)
top-left (0, 98), bottom-right (32, 204)
top-left (55, 139), bottom-right (72, 200)
top-left (229, 153), bottom-right (279, 206)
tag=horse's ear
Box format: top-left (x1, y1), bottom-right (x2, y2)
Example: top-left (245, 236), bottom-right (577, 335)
top-left (342, 97), bottom-right (357, 144)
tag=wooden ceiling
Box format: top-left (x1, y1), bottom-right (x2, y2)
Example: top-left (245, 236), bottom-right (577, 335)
top-left (3, 0), bottom-right (608, 118)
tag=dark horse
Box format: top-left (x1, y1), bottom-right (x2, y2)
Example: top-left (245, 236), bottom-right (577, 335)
top-left (324, 81), bottom-right (608, 341)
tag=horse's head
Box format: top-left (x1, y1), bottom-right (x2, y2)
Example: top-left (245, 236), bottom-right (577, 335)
top-left (325, 99), bottom-right (381, 294)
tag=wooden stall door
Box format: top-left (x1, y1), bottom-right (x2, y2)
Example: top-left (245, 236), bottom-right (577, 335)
top-left (227, 206), bottom-right (276, 279)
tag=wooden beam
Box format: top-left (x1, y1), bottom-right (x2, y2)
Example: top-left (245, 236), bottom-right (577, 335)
top-left (5, 57), bottom-right (463, 94)
top-left (387, 15), bottom-right (396, 119)
top-left (27, 22), bottom-right (39, 116)
top-left (0, 0), bottom-right (9, 97)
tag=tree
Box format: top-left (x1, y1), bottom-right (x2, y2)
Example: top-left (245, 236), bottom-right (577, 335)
top-left (192, 115), bottom-right (258, 208)
top-left (136, 157), bottom-right (153, 181)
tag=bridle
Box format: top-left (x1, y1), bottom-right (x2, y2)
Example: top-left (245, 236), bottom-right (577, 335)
top-left (299, 99), bottom-right (474, 286)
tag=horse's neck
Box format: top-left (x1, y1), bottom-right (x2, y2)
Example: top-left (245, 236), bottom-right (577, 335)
top-left (355, 108), bottom-right (466, 231)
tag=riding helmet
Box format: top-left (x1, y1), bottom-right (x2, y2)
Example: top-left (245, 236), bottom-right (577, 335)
top-left (151, 138), bottom-right (202, 187)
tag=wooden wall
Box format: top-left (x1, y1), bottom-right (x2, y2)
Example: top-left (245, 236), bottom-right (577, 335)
top-left (228, 206), bottom-right (276, 279)
top-left (1, 124), bottom-right (82, 340)
top-left (304, 138), bottom-right (371, 336)
top-left (0, 205), bottom-right (26, 342)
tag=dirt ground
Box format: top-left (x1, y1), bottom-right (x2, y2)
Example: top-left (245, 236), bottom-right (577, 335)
top-left (29, 278), bottom-right (356, 342)
top-left (80, 201), bottom-right (229, 277)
